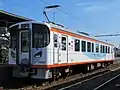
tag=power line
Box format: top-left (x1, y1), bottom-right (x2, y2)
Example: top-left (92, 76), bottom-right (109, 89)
top-left (39, 0), bottom-right (50, 5)
top-left (57, 8), bottom-right (80, 20)
top-left (94, 34), bottom-right (120, 37)
top-left (39, 0), bottom-right (81, 20)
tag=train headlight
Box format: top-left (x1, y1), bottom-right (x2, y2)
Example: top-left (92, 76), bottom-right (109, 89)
top-left (21, 58), bottom-right (29, 65)
top-left (11, 51), bottom-right (16, 58)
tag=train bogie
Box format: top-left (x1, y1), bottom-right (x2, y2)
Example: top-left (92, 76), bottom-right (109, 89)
top-left (13, 68), bottom-right (52, 79)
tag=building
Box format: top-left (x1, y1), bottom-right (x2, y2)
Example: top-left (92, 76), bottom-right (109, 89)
top-left (0, 10), bottom-right (33, 63)
top-left (0, 10), bottom-right (33, 27)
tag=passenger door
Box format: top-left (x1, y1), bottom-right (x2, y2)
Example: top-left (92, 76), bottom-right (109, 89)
top-left (58, 35), bottom-right (68, 63)
top-left (18, 30), bottom-right (30, 65)
top-left (53, 33), bottom-right (59, 64)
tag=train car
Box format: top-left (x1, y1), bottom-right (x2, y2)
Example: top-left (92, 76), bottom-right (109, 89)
top-left (8, 21), bottom-right (115, 79)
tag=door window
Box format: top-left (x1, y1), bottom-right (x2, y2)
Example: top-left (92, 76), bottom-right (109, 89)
top-left (21, 32), bottom-right (29, 52)
top-left (74, 39), bottom-right (80, 51)
top-left (61, 36), bottom-right (66, 50)
top-left (54, 34), bottom-right (58, 47)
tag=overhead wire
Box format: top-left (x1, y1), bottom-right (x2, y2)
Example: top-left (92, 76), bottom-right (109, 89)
top-left (39, 0), bottom-right (81, 20)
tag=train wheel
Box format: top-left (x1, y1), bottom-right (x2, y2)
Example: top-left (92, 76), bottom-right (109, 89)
top-left (87, 64), bottom-right (91, 72)
top-left (100, 63), bottom-right (104, 68)
top-left (104, 63), bottom-right (109, 68)
top-left (52, 68), bottom-right (57, 81)
top-left (65, 67), bottom-right (73, 76)
top-left (93, 63), bottom-right (97, 69)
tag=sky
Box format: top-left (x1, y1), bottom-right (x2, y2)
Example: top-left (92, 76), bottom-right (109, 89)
top-left (0, 0), bottom-right (120, 47)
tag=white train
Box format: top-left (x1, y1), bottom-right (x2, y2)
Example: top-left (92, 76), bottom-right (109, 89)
top-left (8, 21), bottom-right (115, 79)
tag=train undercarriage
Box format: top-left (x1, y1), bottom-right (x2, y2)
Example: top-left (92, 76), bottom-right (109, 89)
top-left (12, 61), bottom-right (113, 81)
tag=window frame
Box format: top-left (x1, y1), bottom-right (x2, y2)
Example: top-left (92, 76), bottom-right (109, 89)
top-left (74, 39), bottom-right (80, 51)
top-left (92, 43), bottom-right (94, 52)
top-left (100, 45), bottom-right (102, 53)
top-left (108, 47), bottom-right (110, 53)
top-left (53, 34), bottom-right (58, 48)
top-left (105, 46), bottom-right (107, 53)
top-left (32, 23), bottom-right (50, 48)
top-left (10, 25), bottom-right (19, 49)
top-left (103, 45), bottom-right (105, 53)
top-left (81, 40), bottom-right (86, 52)
top-left (21, 31), bottom-right (29, 52)
top-left (61, 36), bottom-right (67, 51)
top-left (87, 42), bottom-right (91, 52)
top-left (96, 43), bottom-right (99, 53)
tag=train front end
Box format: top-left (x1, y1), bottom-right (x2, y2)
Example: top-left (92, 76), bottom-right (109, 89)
top-left (9, 21), bottom-right (52, 79)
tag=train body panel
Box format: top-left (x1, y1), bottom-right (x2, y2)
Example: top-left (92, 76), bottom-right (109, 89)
top-left (8, 21), bottom-right (115, 79)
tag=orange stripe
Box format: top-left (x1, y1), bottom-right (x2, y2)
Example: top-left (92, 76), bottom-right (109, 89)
top-left (31, 60), bottom-right (113, 68)
top-left (7, 60), bottom-right (113, 68)
top-left (51, 28), bottom-right (113, 46)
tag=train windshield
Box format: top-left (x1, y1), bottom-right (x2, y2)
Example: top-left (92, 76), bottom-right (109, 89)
top-left (9, 25), bottom-right (18, 49)
top-left (32, 23), bottom-right (50, 48)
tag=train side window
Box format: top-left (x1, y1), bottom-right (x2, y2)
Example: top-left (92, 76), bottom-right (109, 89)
top-left (87, 42), bottom-right (91, 52)
top-left (54, 34), bottom-right (58, 47)
top-left (81, 41), bottom-right (86, 52)
top-left (96, 44), bottom-right (99, 53)
top-left (74, 39), bottom-right (80, 51)
top-left (103, 45), bottom-right (105, 53)
top-left (92, 43), bottom-right (94, 52)
top-left (108, 47), bottom-right (110, 53)
top-left (105, 46), bottom-right (107, 53)
top-left (104, 46), bottom-right (106, 53)
top-left (61, 36), bottom-right (66, 50)
top-left (111, 47), bottom-right (113, 54)
top-left (110, 47), bottom-right (111, 54)
top-left (100, 45), bottom-right (102, 53)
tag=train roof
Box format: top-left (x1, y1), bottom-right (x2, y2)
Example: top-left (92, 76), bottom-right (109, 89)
top-left (47, 22), bottom-right (114, 46)
top-left (9, 21), bottom-right (114, 46)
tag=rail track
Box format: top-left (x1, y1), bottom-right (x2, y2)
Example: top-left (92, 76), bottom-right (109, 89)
top-left (57, 64), bottom-right (120, 90)
top-left (93, 73), bottom-right (120, 90)
top-left (1, 62), bottom-right (120, 90)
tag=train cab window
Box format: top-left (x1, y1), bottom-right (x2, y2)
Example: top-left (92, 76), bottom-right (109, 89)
top-left (32, 24), bottom-right (50, 48)
top-left (61, 36), bottom-right (66, 50)
top-left (10, 25), bottom-right (19, 49)
top-left (92, 43), bottom-right (94, 52)
top-left (81, 41), bottom-right (86, 52)
top-left (54, 34), bottom-right (58, 47)
top-left (74, 39), bottom-right (80, 51)
top-left (87, 42), bottom-right (91, 52)
top-left (96, 44), bottom-right (99, 53)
